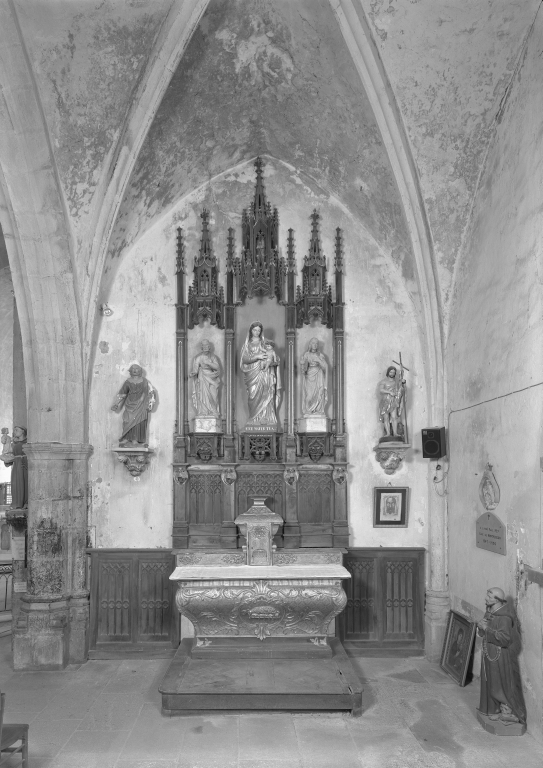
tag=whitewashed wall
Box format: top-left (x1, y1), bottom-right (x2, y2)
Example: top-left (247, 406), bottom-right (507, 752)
top-left (89, 159), bottom-right (429, 551)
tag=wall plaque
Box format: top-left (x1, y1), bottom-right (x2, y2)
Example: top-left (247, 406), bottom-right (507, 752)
top-left (11, 536), bottom-right (26, 561)
top-left (476, 512), bottom-right (506, 556)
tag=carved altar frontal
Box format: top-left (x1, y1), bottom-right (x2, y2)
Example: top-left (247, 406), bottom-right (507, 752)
top-left (171, 560), bottom-right (348, 652)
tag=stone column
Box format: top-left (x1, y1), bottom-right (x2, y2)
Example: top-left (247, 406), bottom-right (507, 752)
top-left (12, 301), bottom-right (26, 429)
top-left (5, 509), bottom-right (27, 633)
top-left (13, 442), bottom-right (92, 670)
top-left (424, 461), bottom-right (450, 661)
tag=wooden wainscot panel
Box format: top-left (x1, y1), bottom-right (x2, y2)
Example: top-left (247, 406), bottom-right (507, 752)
top-left (338, 548), bottom-right (425, 652)
top-left (88, 549), bottom-right (177, 658)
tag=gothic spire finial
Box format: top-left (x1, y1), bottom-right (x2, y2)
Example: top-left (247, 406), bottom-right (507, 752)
top-left (253, 156), bottom-right (267, 215)
top-left (334, 227), bottom-right (344, 273)
top-left (176, 226), bottom-right (185, 274)
top-left (287, 228), bottom-right (296, 273)
top-left (307, 209), bottom-right (324, 265)
top-left (198, 208), bottom-right (214, 265)
top-left (226, 227), bottom-right (235, 273)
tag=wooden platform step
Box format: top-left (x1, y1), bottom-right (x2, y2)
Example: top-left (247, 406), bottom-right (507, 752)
top-left (159, 638), bottom-right (363, 717)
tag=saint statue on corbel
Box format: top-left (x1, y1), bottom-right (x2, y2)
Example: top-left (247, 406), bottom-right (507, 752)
top-left (374, 353), bottom-right (411, 475)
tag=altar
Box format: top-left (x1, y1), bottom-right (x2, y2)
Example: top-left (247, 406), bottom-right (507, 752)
top-left (159, 158), bottom-right (362, 715)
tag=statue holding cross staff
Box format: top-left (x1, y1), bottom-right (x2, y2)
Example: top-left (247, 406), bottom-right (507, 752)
top-left (378, 353), bottom-right (409, 443)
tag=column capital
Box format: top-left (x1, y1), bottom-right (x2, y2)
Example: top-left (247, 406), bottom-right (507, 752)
top-left (23, 442), bottom-right (93, 461)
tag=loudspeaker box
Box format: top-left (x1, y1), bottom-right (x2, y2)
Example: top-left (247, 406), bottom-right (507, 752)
top-left (421, 427), bottom-right (446, 459)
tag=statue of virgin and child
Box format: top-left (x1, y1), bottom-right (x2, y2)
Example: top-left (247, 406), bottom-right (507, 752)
top-left (240, 322), bottom-right (282, 429)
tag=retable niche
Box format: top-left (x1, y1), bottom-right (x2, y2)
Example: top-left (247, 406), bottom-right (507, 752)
top-left (161, 157), bottom-right (359, 716)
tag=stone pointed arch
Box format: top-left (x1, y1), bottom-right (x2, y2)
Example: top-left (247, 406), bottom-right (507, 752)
top-left (330, 0), bottom-right (444, 423)
top-left (330, 0), bottom-right (449, 661)
top-left (0, 1), bottom-right (84, 443)
top-left (82, 0), bottom-right (210, 378)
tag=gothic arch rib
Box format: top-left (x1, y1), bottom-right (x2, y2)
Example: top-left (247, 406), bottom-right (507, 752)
top-left (83, 0), bottom-right (210, 380)
top-left (330, 0), bottom-right (445, 423)
top-left (0, 0), bottom-right (83, 443)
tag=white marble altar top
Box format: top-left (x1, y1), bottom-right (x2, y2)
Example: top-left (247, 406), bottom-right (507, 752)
top-left (169, 564), bottom-right (351, 581)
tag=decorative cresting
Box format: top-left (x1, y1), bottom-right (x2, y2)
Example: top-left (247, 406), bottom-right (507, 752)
top-left (229, 157), bottom-right (285, 302)
top-left (186, 211), bottom-right (225, 329)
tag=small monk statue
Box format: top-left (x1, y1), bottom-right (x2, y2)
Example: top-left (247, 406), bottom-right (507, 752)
top-left (477, 587), bottom-right (526, 725)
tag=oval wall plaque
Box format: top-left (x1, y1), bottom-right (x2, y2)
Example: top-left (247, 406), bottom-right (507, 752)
top-left (476, 512), bottom-right (506, 556)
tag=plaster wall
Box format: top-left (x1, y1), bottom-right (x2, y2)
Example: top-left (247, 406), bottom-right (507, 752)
top-left (447, 12), bottom-right (543, 739)
top-left (362, 0), bottom-right (539, 317)
top-left (89, 159), bottom-right (429, 552)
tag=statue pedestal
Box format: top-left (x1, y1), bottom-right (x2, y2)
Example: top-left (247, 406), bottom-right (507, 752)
top-left (239, 431), bottom-right (281, 462)
top-left (373, 441), bottom-right (410, 475)
top-left (112, 446), bottom-right (154, 479)
top-left (187, 433), bottom-right (223, 462)
top-left (477, 711), bottom-right (526, 736)
top-left (298, 416), bottom-right (329, 433)
top-left (190, 417), bottom-right (221, 433)
top-left (296, 433), bottom-right (331, 462)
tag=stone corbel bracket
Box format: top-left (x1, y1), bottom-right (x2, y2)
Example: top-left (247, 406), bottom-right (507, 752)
top-left (5, 509), bottom-right (28, 535)
top-left (373, 443), bottom-right (411, 475)
top-left (173, 464), bottom-right (189, 485)
top-left (113, 447), bottom-right (154, 480)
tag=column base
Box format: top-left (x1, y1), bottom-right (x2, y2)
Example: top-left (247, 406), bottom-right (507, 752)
top-left (424, 589), bottom-right (450, 662)
top-left (68, 592), bottom-right (90, 664)
top-left (13, 593), bottom-right (89, 670)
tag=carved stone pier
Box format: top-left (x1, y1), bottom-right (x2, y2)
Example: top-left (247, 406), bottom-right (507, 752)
top-left (13, 442), bottom-right (93, 670)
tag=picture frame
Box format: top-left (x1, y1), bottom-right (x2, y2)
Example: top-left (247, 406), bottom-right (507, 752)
top-left (440, 610), bottom-right (476, 686)
top-left (373, 487), bottom-right (408, 528)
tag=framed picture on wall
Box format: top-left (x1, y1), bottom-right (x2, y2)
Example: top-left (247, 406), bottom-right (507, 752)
top-left (440, 610), bottom-right (476, 686)
top-left (373, 487), bottom-right (408, 528)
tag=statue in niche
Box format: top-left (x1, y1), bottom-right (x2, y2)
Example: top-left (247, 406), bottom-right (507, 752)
top-left (378, 364), bottom-right (406, 442)
top-left (190, 340), bottom-right (221, 418)
top-left (111, 364), bottom-right (156, 446)
top-left (477, 587), bottom-right (526, 727)
top-left (240, 321), bottom-right (282, 428)
top-left (300, 338), bottom-right (328, 416)
top-left (0, 426), bottom-right (28, 509)
top-left (1, 428), bottom-right (12, 455)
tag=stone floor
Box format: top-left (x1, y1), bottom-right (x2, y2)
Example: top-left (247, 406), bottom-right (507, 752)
top-left (1, 637), bottom-right (541, 768)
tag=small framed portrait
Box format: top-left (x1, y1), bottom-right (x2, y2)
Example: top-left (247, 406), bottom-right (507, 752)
top-left (373, 487), bottom-right (408, 528)
top-left (440, 610), bottom-right (476, 686)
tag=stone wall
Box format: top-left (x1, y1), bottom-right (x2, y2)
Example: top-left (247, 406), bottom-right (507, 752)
top-left (447, 12), bottom-right (543, 740)
top-left (89, 158), bottom-right (430, 551)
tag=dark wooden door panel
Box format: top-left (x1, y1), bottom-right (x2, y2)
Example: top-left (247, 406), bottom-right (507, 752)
top-left (96, 556), bottom-right (133, 644)
top-left (89, 549), bottom-right (176, 650)
top-left (138, 557), bottom-right (173, 642)
top-left (342, 557), bottom-right (378, 641)
top-left (338, 548), bottom-right (425, 649)
top-left (383, 557), bottom-right (419, 642)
